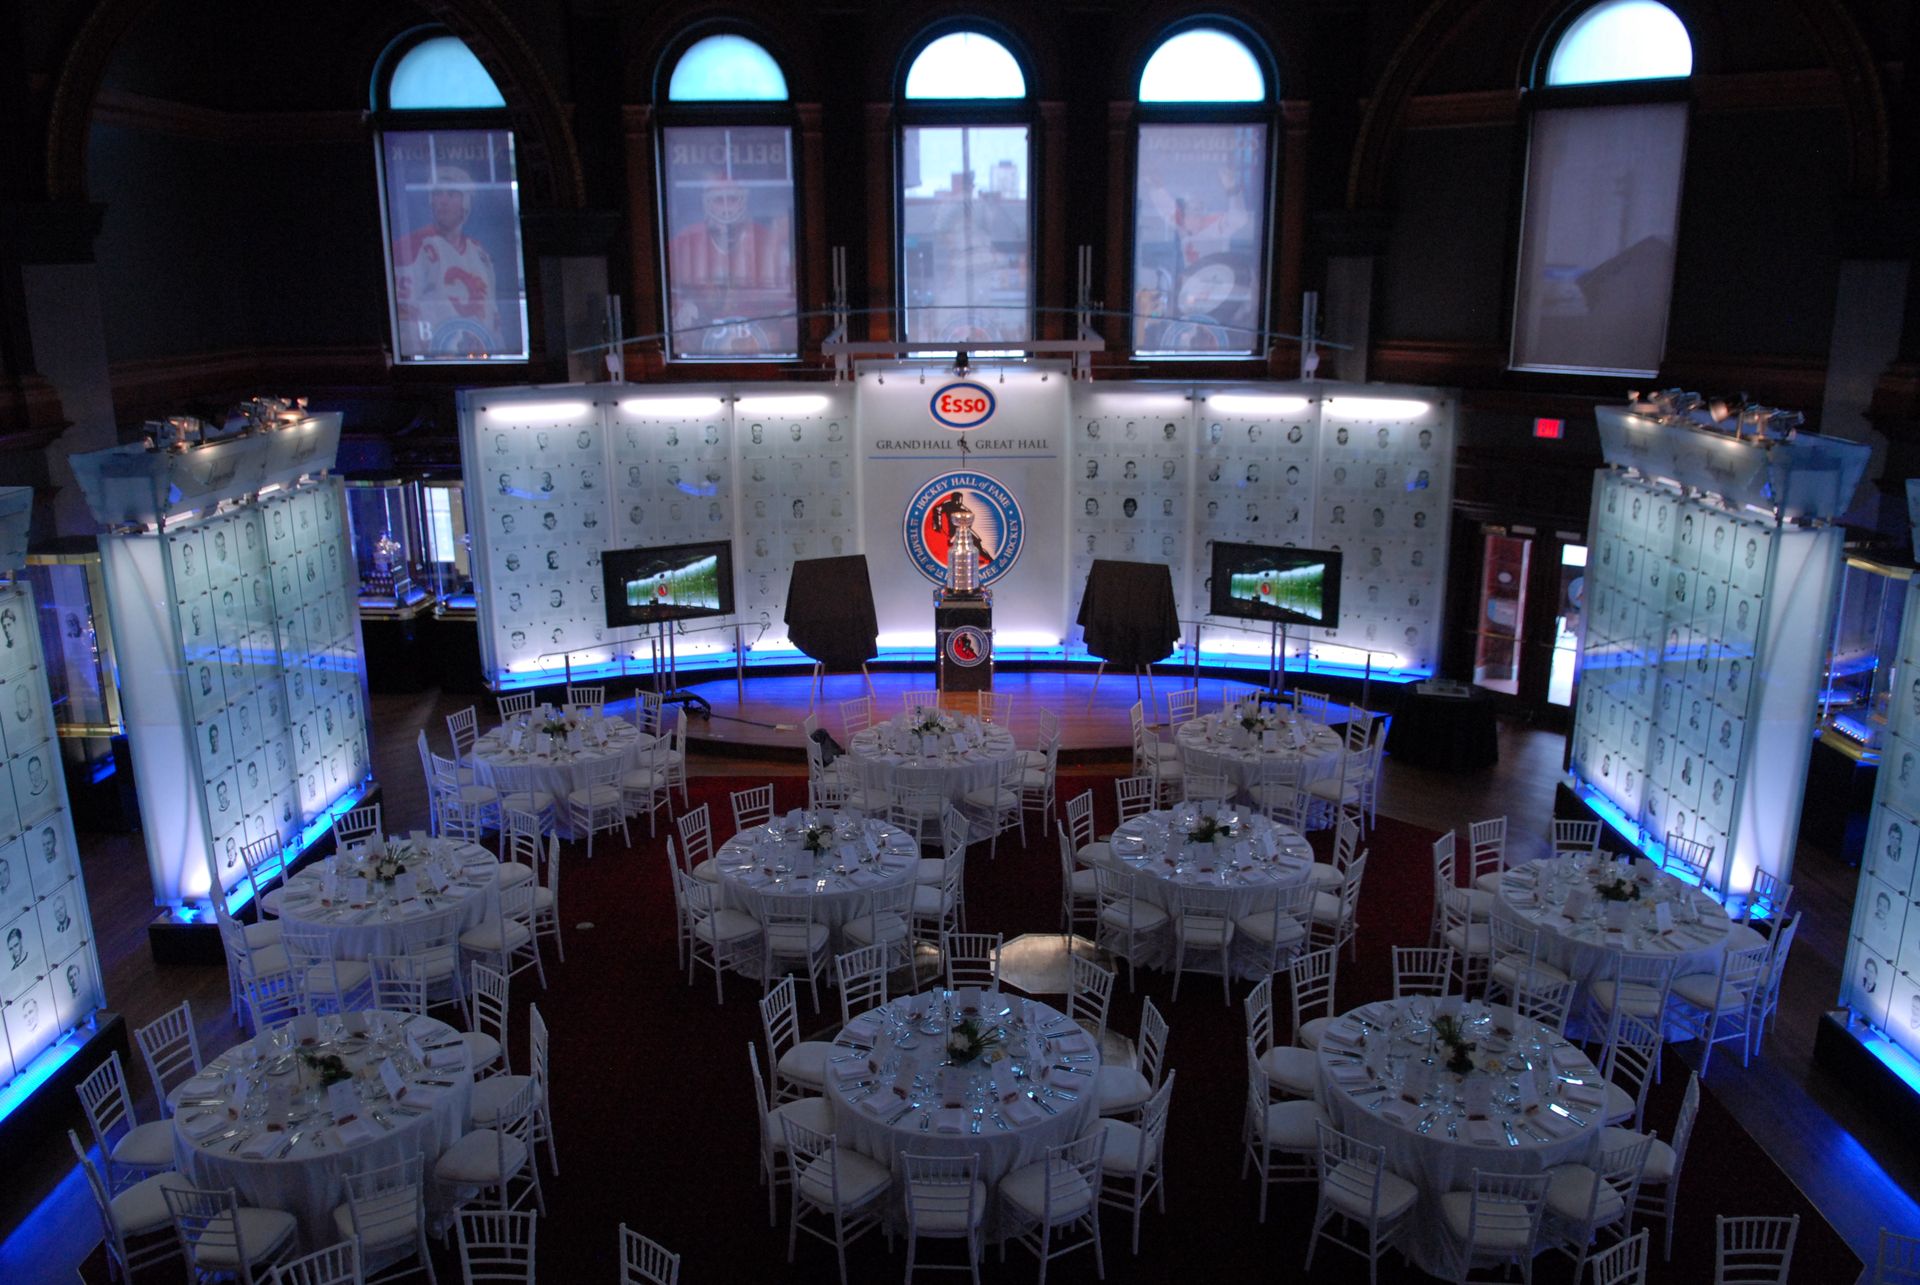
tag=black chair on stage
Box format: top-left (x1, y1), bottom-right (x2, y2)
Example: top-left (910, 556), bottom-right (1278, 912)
top-left (1075, 559), bottom-right (1181, 711)
top-left (785, 556), bottom-right (880, 712)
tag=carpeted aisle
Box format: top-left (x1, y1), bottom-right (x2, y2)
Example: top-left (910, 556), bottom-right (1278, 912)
top-left (86, 773), bottom-right (1858, 1282)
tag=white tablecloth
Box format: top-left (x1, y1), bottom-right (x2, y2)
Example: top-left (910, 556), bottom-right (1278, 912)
top-left (1174, 713), bottom-right (1342, 798)
top-left (846, 720), bottom-right (1018, 804)
top-left (1095, 808), bottom-right (1315, 977)
top-left (1315, 997), bottom-right (1606, 1275)
top-left (714, 814), bottom-right (920, 936)
top-left (169, 1011), bottom-right (474, 1253)
top-left (1492, 856), bottom-right (1731, 1024)
top-left (271, 841), bottom-right (499, 962)
top-left (825, 990), bottom-right (1100, 1238)
top-left (472, 717), bottom-right (654, 837)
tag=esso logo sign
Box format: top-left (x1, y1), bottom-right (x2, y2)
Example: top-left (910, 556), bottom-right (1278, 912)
top-left (930, 382), bottom-right (996, 431)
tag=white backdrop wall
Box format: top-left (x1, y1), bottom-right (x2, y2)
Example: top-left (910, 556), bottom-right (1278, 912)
top-left (101, 477), bottom-right (373, 907)
top-left (0, 577), bottom-right (107, 1090)
top-left (1571, 470), bottom-right (1839, 900)
top-left (459, 375), bottom-right (1456, 688)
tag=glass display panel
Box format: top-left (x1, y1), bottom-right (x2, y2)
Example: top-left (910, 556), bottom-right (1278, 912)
top-left (1133, 123), bottom-right (1269, 356)
top-left (900, 125), bottom-right (1030, 345)
top-left (660, 126), bottom-right (798, 360)
top-left (380, 129), bottom-right (530, 363)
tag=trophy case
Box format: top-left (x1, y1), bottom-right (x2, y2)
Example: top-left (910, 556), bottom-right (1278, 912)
top-left (345, 475), bottom-right (433, 691)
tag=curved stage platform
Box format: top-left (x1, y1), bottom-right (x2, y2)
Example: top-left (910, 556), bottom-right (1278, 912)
top-left (679, 669), bottom-right (1274, 761)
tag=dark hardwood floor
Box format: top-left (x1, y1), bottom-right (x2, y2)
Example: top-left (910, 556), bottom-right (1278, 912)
top-left (0, 680), bottom-right (1911, 1284)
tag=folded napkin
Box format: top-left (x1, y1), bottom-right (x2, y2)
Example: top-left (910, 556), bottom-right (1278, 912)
top-left (396, 1081), bottom-right (444, 1106)
top-left (1001, 1095), bottom-right (1042, 1126)
top-left (1560, 1083), bottom-right (1605, 1110)
top-left (1322, 1026), bottom-right (1364, 1054)
top-left (239, 1128), bottom-right (285, 1159)
top-left (1549, 1047), bottom-right (1586, 1073)
top-left (1379, 1099), bottom-right (1421, 1127)
top-left (423, 1047), bottom-right (466, 1073)
top-left (1532, 1107), bottom-right (1578, 1138)
top-left (1050, 1031), bottom-right (1095, 1057)
top-left (335, 1115), bottom-right (381, 1146)
top-left (1465, 1118), bottom-right (1501, 1147)
top-left (857, 1092), bottom-right (898, 1120)
top-left (845, 867), bottom-right (882, 887)
top-left (932, 1108), bottom-right (968, 1135)
top-left (182, 1110), bottom-right (228, 1140)
top-left (829, 1059), bottom-right (872, 1087)
top-left (179, 1074), bottom-right (223, 1098)
top-left (1357, 1002), bottom-right (1395, 1025)
top-left (844, 1015), bottom-right (881, 1043)
top-left (1327, 1062), bottom-right (1370, 1086)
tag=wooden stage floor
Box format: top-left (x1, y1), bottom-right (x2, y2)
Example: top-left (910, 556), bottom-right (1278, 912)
top-left (678, 668), bottom-right (1261, 759)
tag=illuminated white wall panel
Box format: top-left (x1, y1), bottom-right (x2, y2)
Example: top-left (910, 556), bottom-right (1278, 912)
top-left (459, 376), bottom-right (1456, 686)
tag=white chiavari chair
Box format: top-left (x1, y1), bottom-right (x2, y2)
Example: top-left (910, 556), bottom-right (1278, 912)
top-left (782, 1119), bottom-right (891, 1285)
top-left (435, 1078), bottom-right (545, 1219)
top-left (1092, 865), bottom-right (1169, 991)
top-left (455, 1210), bottom-right (537, 1285)
top-left (566, 754), bottom-right (630, 861)
top-left (69, 1128), bottom-right (187, 1281)
top-left (902, 1151), bottom-right (985, 1283)
top-left (133, 1002), bottom-right (203, 1115)
top-left (1540, 1134), bottom-right (1649, 1282)
top-left (618, 1225), bottom-right (680, 1285)
top-left (1097, 1070), bottom-right (1175, 1255)
top-left (163, 1184), bottom-right (298, 1285)
top-left (1302, 1122), bottom-right (1419, 1284)
top-left (270, 1241), bottom-right (363, 1285)
top-left (1713, 1214), bottom-right (1799, 1285)
top-left (1242, 1044), bottom-right (1326, 1222)
top-left (998, 1131), bottom-right (1107, 1283)
top-left (332, 1154), bottom-right (434, 1285)
top-left (1244, 975), bottom-right (1315, 1101)
top-left (1390, 946), bottom-right (1455, 999)
top-left (746, 1041), bottom-right (831, 1228)
top-left (1067, 953), bottom-right (1116, 1043)
top-left (1094, 996), bottom-right (1166, 1120)
top-left (1438, 1169), bottom-right (1550, 1285)
top-left (678, 867), bottom-right (761, 1004)
top-left (832, 944), bottom-right (890, 1028)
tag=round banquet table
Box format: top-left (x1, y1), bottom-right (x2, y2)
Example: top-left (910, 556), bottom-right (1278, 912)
top-left (1096, 806), bottom-right (1315, 977)
top-left (1174, 712), bottom-right (1342, 799)
top-left (846, 717), bottom-right (1018, 807)
top-left (712, 811), bottom-right (920, 937)
top-left (168, 1011), bottom-right (474, 1253)
top-left (471, 715), bottom-right (654, 838)
top-left (1491, 854), bottom-right (1731, 1028)
top-left (1315, 996), bottom-right (1607, 1275)
top-left (269, 840), bottom-right (501, 961)
top-left (824, 988), bottom-right (1101, 1238)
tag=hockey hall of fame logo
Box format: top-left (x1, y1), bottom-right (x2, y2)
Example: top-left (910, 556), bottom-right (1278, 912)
top-left (903, 472), bottom-right (1024, 589)
top-left (945, 626), bottom-right (989, 668)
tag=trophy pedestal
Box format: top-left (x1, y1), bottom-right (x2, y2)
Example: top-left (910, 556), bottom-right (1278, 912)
top-left (935, 598), bottom-right (993, 693)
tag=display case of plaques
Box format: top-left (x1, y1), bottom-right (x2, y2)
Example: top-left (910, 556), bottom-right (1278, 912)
top-left (0, 490), bottom-right (108, 1110)
top-left (344, 476), bottom-right (433, 616)
top-left (1820, 556), bottom-right (1910, 760)
top-left (1569, 404), bottom-right (1866, 905)
top-left (74, 418), bottom-right (374, 909)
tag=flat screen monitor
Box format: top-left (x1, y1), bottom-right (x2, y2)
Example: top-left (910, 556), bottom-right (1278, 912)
top-left (1210, 542), bottom-right (1342, 628)
top-left (601, 540), bottom-right (735, 627)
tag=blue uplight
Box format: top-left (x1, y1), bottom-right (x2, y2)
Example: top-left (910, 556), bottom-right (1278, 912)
top-left (217, 781), bottom-right (373, 918)
top-left (0, 1026), bottom-right (87, 1126)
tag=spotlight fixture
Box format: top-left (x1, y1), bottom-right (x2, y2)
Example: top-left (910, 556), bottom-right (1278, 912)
top-left (952, 349), bottom-right (971, 377)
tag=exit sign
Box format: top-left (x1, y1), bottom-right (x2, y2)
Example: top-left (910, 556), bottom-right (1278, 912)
top-left (1533, 417), bottom-right (1565, 440)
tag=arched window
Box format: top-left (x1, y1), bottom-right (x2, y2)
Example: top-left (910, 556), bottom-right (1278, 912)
top-left (372, 28), bottom-right (530, 363)
top-left (657, 31), bottom-right (799, 360)
top-left (1131, 25), bottom-right (1275, 358)
top-left (1511, 2), bottom-right (1693, 376)
top-left (898, 29), bottom-right (1032, 347)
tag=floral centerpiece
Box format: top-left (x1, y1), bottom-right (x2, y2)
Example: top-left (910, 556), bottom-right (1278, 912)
top-left (1234, 700), bottom-right (1279, 734)
top-left (298, 1050), bottom-right (351, 1087)
top-left (1431, 1013), bottom-right (1478, 1075)
top-left (1187, 814), bottom-right (1230, 845)
top-left (946, 1016), bottom-right (1002, 1067)
top-left (352, 840), bottom-right (411, 890)
top-left (538, 715), bottom-right (577, 738)
top-left (1593, 871), bottom-right (1641, 903)
top-left (800, 821), bottom-right (833, 855)
top-left (909, 706), bottom-right (956, 737)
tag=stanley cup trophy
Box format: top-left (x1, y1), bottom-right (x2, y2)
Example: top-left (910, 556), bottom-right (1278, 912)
top-left (935, 498), bottom-right (993, 692)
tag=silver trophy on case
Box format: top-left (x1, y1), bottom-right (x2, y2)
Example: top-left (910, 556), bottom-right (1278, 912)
top-left (945, 501), bottom-right (983, 598)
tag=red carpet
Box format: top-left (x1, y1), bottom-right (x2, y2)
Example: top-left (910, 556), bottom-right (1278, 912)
top-left (89, 774), bottom-right (1857, 1282)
